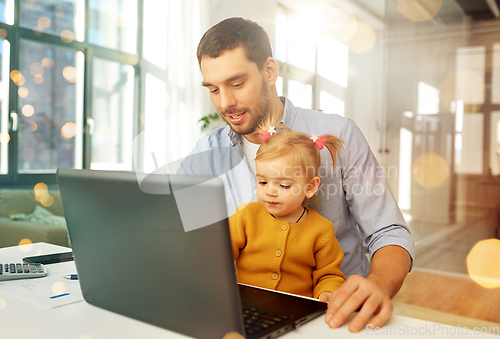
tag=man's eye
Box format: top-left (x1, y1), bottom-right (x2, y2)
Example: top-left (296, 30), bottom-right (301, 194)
top-left (258, 181), bottom-right (267, 185)
top-left (281, 185), bottom-right (291, 189)
top-left (234, 82), bottom-right (243, 88)
top-left (210, 88), bottom-right (219, 94)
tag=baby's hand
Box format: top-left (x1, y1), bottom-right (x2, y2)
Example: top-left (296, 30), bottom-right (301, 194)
top-left (318, 292), bottom-right (331, 303)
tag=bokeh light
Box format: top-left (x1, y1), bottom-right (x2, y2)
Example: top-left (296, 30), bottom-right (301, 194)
top-left (326, 7), bottom-right (357, 42)
top-left (222, 332), bottom-right (245, 339)
top-left (412, 152), bottom-right (449, 188)
top-left (62, 66), bottom-right (77, 83)
top-left (41, 194), bottom-right (54, 207)
top-left (18, 87), bottom-right (29, 97)
top-left (439, 69), bottom-right (486, 114)
top-left (29, 62), bottom-right (44, 76)
top-left (0, 28), bottom-right (7, 39)
top-left (22, 105), bottom-right (34, 117)
top-left (10, 70), bottom-right (27, 86)
top-left (61, 122), bottom-right (77, 139)
top-left (60, 30), bottom-right (74, 43)
top-left (19, 238), bottom-right (33, 252)
top-left (52, 281), bottom-right (66, 295)
top-left (10, 70), bottom-right (26, 86)
top-left (10, 70), bottom-right (22, 82)
top-left (37, 16), bottom-right (51, 30)
top-left (34, 74), bottom-right (44, 84)
top-left (41, 57), bottom-right (54, 68)
top-left (120, 52), bottom-right (140, 65)
top-left (467, 239), bottom-right (500, 289)
top-left (0, 298), bottom-right (6, 310)
top-left (34, 182), bottom-right (49, 201)
top-left (397, 0), bottom-right (443, 22)
top-left (17, 75), bottom-right (26, 86)
top-left (347, 21), bottom-right (376, 54)
top-left (0, 132), bottom-right (10, 144)
top-left (30, 121), bottom-right (38, 132)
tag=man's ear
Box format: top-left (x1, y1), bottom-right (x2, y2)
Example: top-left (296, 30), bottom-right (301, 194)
top-left (305, 176), bottom-right (321, 199)
top-left (263, 57), bottom-right (279, 86)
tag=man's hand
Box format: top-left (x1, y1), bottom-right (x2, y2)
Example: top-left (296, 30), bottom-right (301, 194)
top-left (324, 245), bottom-right (412, 333)
top-left (324, 275), bottom-right (392, 332)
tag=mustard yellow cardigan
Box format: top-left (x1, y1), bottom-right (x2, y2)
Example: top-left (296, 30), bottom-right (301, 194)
top-left (229, 201), bottom-right (346, 299)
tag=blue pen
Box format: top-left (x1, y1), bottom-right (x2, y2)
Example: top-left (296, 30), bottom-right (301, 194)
top-left (64, 274), bottom-right (78, 280)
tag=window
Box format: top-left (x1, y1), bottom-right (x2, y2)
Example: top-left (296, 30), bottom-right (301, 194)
top-left (288, 79), bottom-right (312, 109)
top-left (317, 34), bottom-right (348, 88)
top-left (17, 39), bottom-right (82, 172)
top-left (274, 5), bottom-right (349, 113)
top-left (417, 81), bottom-right (439, 115)
top-left (320, 90), bottom-right (344, 116)
top-left (0, 0), bottom-right (140, 185)
top-left (453, 46), bottom-right (486, 175)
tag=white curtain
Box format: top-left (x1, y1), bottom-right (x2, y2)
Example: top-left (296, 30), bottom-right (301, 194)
top-left (137, 0), bottom-right (211, 176)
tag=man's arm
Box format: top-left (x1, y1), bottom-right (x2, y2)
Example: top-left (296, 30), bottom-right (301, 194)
top-left (325, 245), bottom-right (411, 332)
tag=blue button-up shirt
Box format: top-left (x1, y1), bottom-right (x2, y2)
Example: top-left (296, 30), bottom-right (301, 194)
top-left (178, 97), bottom-right (415, 278)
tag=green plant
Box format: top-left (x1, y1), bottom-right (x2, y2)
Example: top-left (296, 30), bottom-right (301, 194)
top-left (198, 112), bottom-right (222, 132)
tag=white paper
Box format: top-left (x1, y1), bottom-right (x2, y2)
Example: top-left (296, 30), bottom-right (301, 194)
top-left (0, 261), bottom-right (83, 309)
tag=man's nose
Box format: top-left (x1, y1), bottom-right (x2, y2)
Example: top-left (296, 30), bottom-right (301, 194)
top-left (220, 89), bottom-right (236, 111)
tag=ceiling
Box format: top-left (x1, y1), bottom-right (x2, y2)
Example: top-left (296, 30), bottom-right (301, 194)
top-left (456, 0), bottom-right (500, 21)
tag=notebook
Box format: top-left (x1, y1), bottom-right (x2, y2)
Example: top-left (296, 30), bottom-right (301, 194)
top-left (56, 169), bottom-right (327, 339)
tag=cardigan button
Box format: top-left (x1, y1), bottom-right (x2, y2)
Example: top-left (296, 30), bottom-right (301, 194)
top-left (276, 250), bottom-right (282, 257)
top-left (281, 225), bottom-right (287, 231)
top-left (272, 273), bottom-right (279, 280)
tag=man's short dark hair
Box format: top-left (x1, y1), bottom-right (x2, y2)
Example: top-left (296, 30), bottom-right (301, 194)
top-left (197, 17), bottom-right (272, 69)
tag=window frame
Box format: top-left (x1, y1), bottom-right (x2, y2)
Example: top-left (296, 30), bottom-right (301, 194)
top-left (275, 4), bottom-right (348, 114)
top-left (0, 0), bottom-right (143, 187)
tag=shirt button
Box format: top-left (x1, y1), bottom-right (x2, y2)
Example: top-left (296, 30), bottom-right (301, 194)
top-left (281, 225), bottom-right (287, 231)
top-left (272, 273), bottom-right (279, 280)
top-left (276, 250), bottom-right (282, 257)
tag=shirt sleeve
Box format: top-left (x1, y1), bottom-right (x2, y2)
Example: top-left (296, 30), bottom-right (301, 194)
top-left (339, 119), bottom-right (415, 266)
top-left (312, 225), bottom-right (346, 299)
top-left (176, 135), bottom-right (216, 176)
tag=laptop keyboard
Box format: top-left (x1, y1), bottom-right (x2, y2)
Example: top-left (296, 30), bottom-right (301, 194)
top-left (242, 304), bottom-right (291, 335)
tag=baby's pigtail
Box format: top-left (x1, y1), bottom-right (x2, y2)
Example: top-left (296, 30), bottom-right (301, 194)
top-left (324, 135), bottom-right (345, 168)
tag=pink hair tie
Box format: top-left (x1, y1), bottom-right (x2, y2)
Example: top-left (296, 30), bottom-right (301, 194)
top-left (259, 126), bottom-right (277, 141)
top-left (310, 134), bottom-right (327, 150)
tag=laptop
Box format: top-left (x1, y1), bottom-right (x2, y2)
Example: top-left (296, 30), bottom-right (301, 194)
top-left (56, 169), bottom-right (327, 339)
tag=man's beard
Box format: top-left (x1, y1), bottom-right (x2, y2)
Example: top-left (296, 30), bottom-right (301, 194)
top-left (220, 77), bottom-right (270, 135)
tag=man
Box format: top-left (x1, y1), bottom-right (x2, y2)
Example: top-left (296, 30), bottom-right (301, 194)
top-left (179, 17), bottom-right (414, 333)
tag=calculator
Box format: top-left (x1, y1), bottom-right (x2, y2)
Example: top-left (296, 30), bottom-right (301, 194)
top-left (0, 262), bottom-right (47, 281)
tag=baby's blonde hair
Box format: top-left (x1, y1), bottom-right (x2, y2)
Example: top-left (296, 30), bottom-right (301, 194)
top-left (256, 127), bottom-right (344, 210)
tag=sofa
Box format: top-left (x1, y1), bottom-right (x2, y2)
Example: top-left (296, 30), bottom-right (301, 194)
top-left (0, 189), bottom-right (70, 248)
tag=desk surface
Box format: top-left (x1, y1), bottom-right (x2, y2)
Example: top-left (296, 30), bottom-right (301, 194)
top-left (0, 243), bottom-right (498, 339)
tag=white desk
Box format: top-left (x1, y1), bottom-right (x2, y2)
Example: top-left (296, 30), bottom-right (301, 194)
top-left (0, 243), bottom-right (497, 339)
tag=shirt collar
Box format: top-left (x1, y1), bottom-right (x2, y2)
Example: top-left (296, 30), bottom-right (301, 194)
top-left (228, 96), bottom-right (294, 147)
